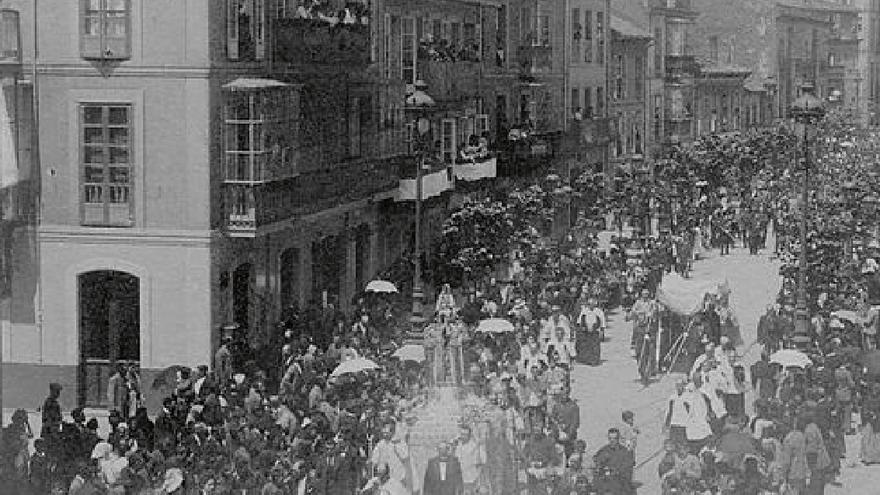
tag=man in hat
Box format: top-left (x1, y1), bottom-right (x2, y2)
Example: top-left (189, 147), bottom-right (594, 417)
top-left (454, 425), bottom-right (485, 495)
top-left (551, 387), bottom-right (580, 457)
top-left (593, 428), bottom-right (635, 495)
top-left (41, 383), bottom-right (63, 442)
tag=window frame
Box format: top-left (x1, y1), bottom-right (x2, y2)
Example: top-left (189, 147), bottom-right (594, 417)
top-left (440, 118), bottom-right (457, 164)
top-left (80, 0), bottom-right (132, 61)
top-left (401, 16), bottom-right (416, 84)
top-left (79, 102), bottom-right (135, 227)
top-left (226, 0), bottom-right (267, 62)
top-left (596, 11), bottom-right (605, 65)
top-left (572, 8), bottom-right (581, 61)
top-left (584, 10), bottom-right (592, 63)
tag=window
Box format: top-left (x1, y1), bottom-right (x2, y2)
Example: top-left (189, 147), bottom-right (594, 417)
top-left (596, 12), bottom-right (604, 65)
top-left (81, 0), bottom-right (131, 60)
top-left (384, 14), bottom-right (392, 79)
top-left (571, 88), bottom-right (580, 119)
top-left (584, 10), bottom-right (593, 63)
top-left (451, 22), bottom-right (462, 47)
top-left (1, 9), bottom-right (21, 61)
top-left (521, 8), bottom-right (532, 44)
top-left (440, 118), bottom-right (456, 164)
top-left (596, 87), bottom-right (604, 117)
top-left (433, 19), bottom-right (442, 41)
top-left (584, 88), bottom-right (593, 118)
top-left (572, 9), bottom-right (581, 60)
top-left (537, 15), bottom-right (550, 46)
top-left (226, 0), bottom-right (266, 61)
top-left (614, 55), bottom-right (624, 100)
top-left (654, 28), bottom-right (663, 77)
top-left (224, 88), bottom-right (298, 183)
top-left (709, 35), bottom-right (719, 63)
top-left (475, 114), bottom-right (489, 140)
top-left (401, 17), bottom-right (416, 84)
top-left (496, 6), bottom-right (507, 67)
top-left (653, 95), bottom-right (662, 140)
top-left (80, 103), bottom-right (133, 226)
top-left (349, 97), bottom-right (362, 157)
top-left (634, 55), bottom-right (644, 98)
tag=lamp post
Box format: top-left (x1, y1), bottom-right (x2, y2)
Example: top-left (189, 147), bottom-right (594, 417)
top-left (405, 81), bottom-right (435, 341)
top-left (788, 87), bottom-right (825, 337)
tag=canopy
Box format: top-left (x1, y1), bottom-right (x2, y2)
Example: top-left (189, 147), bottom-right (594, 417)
top-left (656, 273), bottom-right (729, 315)
top-left (392, 344), bottom-right (426, 363)
top-left (222, 77), bottom-right (290, 91)
top-left (770, 349), bottom-right (812, 368)
top-left (365, 280), bottom-right (398, 294)
top-left (476, 318), bottom-right (515, 334)
top-left (330, 358), bottom-right (380, 377)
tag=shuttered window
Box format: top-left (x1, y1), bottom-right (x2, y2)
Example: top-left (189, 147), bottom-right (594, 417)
top-left (440, 118), bottom-right (456, 164)
top-left (80, 0), bottom-right (131, 60)
top-left (227, 0), bottom-right (266, 61)
top-left (80, 103), bottom-right (134, 226)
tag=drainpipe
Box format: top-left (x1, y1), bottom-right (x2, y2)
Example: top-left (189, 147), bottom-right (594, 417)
top-left (32, 0), bottom-right (42, 367)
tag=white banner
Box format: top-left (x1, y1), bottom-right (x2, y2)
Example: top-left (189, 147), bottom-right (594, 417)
top-left (397, 168), bottom-right (453, 201)
top-left (453, 157), bottom-right (497, 182)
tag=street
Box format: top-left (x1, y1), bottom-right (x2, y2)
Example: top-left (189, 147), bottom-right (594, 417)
top-left (569, 235), bottom-right (869, 494)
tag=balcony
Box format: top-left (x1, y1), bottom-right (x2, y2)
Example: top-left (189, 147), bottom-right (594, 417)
top-left (273, 18), bottom-right (370, 67)
top-left (650, 0), bottom-right (697, 15)
top-left (224, 156), bottom-right (404, 236)
top-left (517, 45), bottom-right (553, 76)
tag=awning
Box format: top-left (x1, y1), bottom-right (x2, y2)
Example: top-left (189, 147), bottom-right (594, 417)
top-left (396, 168), bottom-right (453, 201)
top-left (453, 157), bottom-right (496, 182)
top-left (223, 78), bottom-right (290, 91)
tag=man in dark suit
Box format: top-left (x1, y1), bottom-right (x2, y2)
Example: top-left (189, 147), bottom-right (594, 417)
top-left (593, 428), bottom-right (635, 495)
top-left (423, 442), bottom-right (463, 495)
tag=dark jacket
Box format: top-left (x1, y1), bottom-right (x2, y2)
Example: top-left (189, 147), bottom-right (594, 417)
top-left (423, 455), bottom-right (464, 495)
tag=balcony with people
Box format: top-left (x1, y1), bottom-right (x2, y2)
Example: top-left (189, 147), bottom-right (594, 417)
top-left (273, 0), bottom-right (371, 67)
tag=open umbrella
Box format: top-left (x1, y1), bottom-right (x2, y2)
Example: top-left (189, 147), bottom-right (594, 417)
top-left (365, 280), bottom-right (398, 294)
top-left (770, 349), bottom-right (812, 368)
top-left (832, 310), bottom-right (865, 325)
top-left (392, 344), bottom-right (426, 363)
top-left (331, 358), bottom-right (380, 377)
top-left (476, 318), bottom-right (515, 334)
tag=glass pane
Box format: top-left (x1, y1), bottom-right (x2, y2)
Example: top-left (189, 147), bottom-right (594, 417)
top-left (108, 106), bottom-right (129, 125)
top-left (110, 147), bottom-right (129, 164)
top-left (104, 17), bottom-right (126, 37)
top-left (226, 95), bottom-right (251, 121)
top-left (84, 127), bottom-right (105, 144)
top-left (109, 167), bottom-right (129, 183)
top-left (83, 145), bottom-right (105, 164)
top-left (226, 153), bottom-right (250, 181)
top-left (84, 185), bottom-right (103, 204)
top-left (226, 123), bottom-right (251, 152)
top-left (84, 16), bottom-right (102, 36)
top-left (87, 0), bottom-right (102, 13)
top-left (109, 127), bottom-right (129, 145)
top-left (108, 185), bottom-right (129, 203)
top-left (84, 166), bottom-right (104, 183)
top-left (83, 106), bottom-right (104, 124)
top-left (106, 0), bottom-right (127, 12)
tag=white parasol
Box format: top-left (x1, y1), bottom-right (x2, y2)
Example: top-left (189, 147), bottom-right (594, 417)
top-left (476, 318), bottom-right (515, 334)
top-left (831, 310), bottom-right (865, 325)
top-left (330, 358), bottom-right (380, 377)
top-left (392, 344), bottom-right (426, 362)
top-left (769, 349), bottom-right (812, 368)
top-left (365, 280), bottom-right (399, 294)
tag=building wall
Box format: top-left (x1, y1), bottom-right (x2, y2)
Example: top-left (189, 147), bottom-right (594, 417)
top-left (610, 35), bottom-right (649, 162)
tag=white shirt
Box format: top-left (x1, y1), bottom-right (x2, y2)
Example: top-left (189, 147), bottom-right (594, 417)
top-left (683, 387), bottom-right (713, 441)
top-left (439, 461), bottom-right (447, 481)
top-left (370, 439), bottom-right (409, 483)
top-left (668, 392), bottom-right (689, 427)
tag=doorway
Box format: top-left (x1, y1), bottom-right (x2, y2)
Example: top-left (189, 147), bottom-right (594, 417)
top-left (232, 263), bottom-right (252, 329)
top-left (78, 270), bottom-right (140, 407)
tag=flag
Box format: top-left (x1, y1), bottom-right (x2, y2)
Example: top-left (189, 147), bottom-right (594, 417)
top-left (0, 80), bottom-right (19, 190)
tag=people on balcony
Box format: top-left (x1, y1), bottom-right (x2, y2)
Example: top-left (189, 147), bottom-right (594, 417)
top-left (290, 0), bottom-right (370, 27)
top-left (457, 134), bottom-right (492, 164)
top-left (419, 34), bottom-right (481, 63)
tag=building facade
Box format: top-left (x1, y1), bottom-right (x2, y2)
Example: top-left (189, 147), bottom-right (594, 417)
top-left (609, 15), bottom-right (650, 171)
top-left (776, 0), bottom-right (863, 118)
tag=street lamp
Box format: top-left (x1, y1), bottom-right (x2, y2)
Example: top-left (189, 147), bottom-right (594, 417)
top-left (404, 80), bottom-right (435, 340)
top-left (788, 86), bottom-right (825, 338)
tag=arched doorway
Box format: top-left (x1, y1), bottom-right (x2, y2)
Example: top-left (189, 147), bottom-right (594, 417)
top-left (78, 270), bottom-right (140, 407)
top-left (232, 263), bottom-right (252, 329)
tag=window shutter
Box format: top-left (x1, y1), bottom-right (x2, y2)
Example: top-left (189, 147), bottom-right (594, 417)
top-left (441, 118), bottom-right (456, 164)
top-left (254, 0), bottom-right (265, 60)
top-left (227, 0), bottom-right (240, 61)
top-left (81, 0), bottom-right (103, 59)
top-left (102, 0), bottom-right (131, 60)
